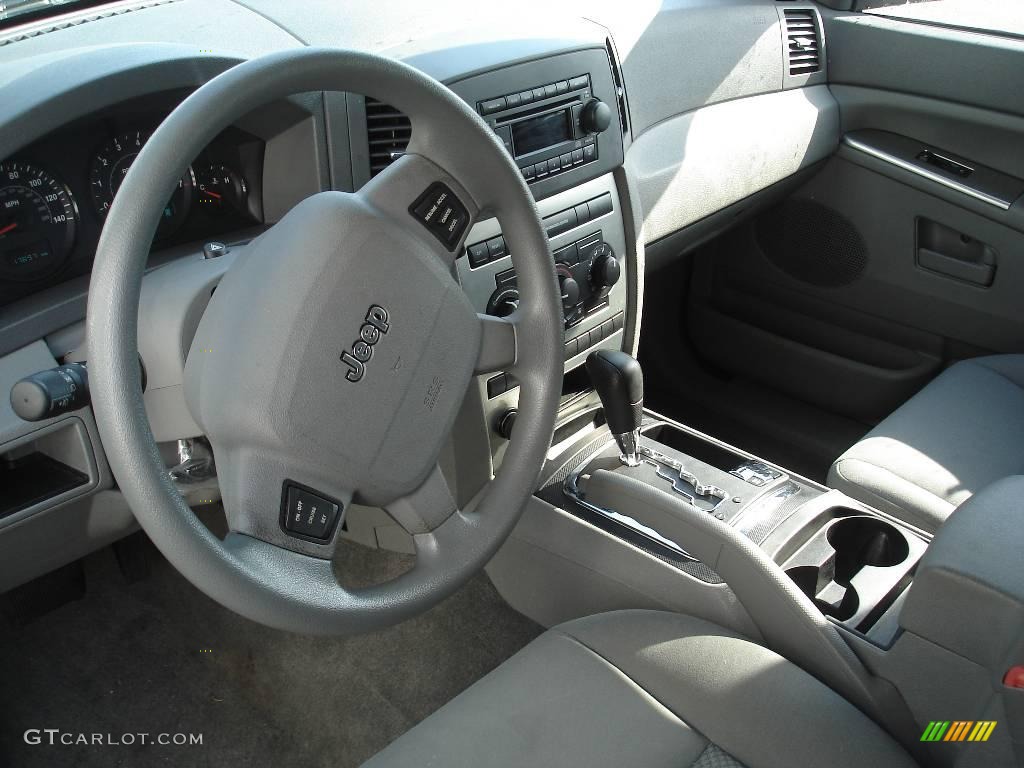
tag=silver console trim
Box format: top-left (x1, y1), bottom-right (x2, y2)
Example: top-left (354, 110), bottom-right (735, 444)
top-left (563, 456), bottom-right (699, 562)
top-left (612, 428), bottom-right (641, 466)
top-left (563, 439), bottom-right (735, 563)
top-left (643, 445), bottom-right (728, 512)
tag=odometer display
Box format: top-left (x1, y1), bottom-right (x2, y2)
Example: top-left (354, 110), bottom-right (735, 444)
top-left (0, 161), bottom-right (78, 282)
top-left (89, 130), bottom-right (194, 239)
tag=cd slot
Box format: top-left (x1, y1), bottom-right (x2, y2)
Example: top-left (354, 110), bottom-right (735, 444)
top-left (494, 96), bottom-right (579, 125)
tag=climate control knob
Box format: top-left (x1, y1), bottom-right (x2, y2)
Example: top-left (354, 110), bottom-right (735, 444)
top-left (487, 287), bottom-right (520, 318)
top-left (580, 99), bottom-right (613, 135)
top-left (558, 272), bottom-right (581, 309)
top-left (589, 243), bottom-right (620, 293)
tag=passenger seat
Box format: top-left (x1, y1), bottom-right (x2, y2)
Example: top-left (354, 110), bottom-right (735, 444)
top-left (829, 355), bottom-right (1024, 532)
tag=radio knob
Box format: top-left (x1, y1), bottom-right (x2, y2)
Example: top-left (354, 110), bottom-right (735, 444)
top-left (590, 244), bottom-right (621, 291)
top-left (558, 273), bottom-right (581, 309)
top-left (580, 99), bottom-right (613, 135)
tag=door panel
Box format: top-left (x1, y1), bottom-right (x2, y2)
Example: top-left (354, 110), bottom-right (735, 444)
top-left (827, 13), bottom-right (1024, 118)
top-left (686, 7), bottom-right (1024, 424)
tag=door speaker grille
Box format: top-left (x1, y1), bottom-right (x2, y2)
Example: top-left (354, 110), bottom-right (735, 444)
top-left (755, 200), bottom-right (867, 288)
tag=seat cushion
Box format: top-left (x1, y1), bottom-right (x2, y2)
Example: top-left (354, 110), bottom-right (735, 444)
top-left (362, 610), bottom-right (915, 768)
top-left (829, 355), bottom-right (1024, 532)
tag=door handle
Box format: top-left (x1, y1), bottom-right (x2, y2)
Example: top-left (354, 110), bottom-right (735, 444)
top-left (916, 217), bottom-right (997, 287)
top-left (917, 248), bottom-right (995, 287)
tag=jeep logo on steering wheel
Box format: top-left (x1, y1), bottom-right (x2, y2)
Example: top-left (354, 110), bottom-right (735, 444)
top-left (340, 305), bottom-right (390, 382)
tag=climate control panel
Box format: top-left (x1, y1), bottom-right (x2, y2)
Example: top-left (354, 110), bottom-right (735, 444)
top-left (485, 230), bottom-right (620, 329)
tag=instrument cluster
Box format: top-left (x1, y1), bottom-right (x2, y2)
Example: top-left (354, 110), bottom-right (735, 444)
top-left (0, 106), bottom-right (264, 305)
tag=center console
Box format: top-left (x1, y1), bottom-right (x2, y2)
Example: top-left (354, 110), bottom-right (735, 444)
top-left (445, 46), bottom-right (633, 457)
top-left (561, 419), bottom-right (928, 643)
top-left (555, 349), bottom-right (930, 648)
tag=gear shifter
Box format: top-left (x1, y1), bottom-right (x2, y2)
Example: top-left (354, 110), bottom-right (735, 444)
top-left (586, 349), bottom-right (644, 466)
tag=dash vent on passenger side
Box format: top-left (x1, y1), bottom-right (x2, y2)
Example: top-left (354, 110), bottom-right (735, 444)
top-left (783, 9), bottom-right (821, 75)
top-left (365, 98), bottom-right (410, 177)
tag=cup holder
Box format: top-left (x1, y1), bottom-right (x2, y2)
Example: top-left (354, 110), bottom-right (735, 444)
top-left (783, 513), bottom-right (919, 630)
top-left (827, 516), bottom-right (909, 584)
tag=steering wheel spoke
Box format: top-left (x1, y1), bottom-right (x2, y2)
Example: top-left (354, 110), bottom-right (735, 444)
top-left (385, 462), bottom-right (459, 536)
top-left (358, 152), bottom-right (477, 270)
top-left (475, 312), bottom-right (519, 375)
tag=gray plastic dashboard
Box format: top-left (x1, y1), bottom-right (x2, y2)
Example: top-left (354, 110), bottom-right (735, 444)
top-left (0, 0), bottom-right (836, 590)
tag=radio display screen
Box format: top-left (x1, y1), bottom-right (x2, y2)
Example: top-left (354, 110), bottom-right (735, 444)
top-left (512, 110), bottom-right (571, 157)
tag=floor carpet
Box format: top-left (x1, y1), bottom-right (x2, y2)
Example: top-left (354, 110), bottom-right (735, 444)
top-left (0, 535), bottom-right (541, 768)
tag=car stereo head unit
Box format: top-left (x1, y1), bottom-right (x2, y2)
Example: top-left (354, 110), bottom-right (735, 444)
top-left (477, 73), bottom-right (614, 185)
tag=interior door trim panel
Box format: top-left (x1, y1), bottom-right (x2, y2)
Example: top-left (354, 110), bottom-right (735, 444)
top-left (830, 84), bottom-right (1024, 181)
top-left (842, 130), bottom-right (1024, 211)
top-left (826, 12), bottom-right (1024, 118)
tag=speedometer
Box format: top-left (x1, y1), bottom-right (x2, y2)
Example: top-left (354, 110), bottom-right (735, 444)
top-left (0, 161), bottom-right (78, 282)
top-left (89, 130), bottom-right (195, 240)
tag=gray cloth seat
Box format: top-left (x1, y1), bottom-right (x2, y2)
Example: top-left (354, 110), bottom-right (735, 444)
top-left (363, 610), bottom-right (915, 768)
top-left (829, 354), bottom-right (1024, 532)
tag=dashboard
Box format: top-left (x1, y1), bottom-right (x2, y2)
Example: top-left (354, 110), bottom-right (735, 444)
top-left (0, 0), bottom-right (836, 593)
top-left (0, 91), bottom-right (264, 306)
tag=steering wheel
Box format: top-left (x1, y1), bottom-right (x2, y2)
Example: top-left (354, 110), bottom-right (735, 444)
top-left (86, 49), bottom-right (563, 634)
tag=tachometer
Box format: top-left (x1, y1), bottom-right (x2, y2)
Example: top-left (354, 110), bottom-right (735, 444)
top-left (89, 130), bottom-right (195, 239)
top-left (0, 161), bottom-right (78, 282)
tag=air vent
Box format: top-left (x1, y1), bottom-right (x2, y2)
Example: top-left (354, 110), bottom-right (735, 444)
top-left (783, 9), bottom-right (821, 75)
top-left (365, 98), bottom-right (410, 177)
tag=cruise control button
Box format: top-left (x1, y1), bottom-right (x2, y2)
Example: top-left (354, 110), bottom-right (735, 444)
top-left (409, 183), bottom-right (469, 250)
top-left (283, 485), bottom-right (341, 540)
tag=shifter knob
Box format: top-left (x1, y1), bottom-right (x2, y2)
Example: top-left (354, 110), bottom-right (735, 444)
top-left (585, 350), bottom-right (644, 465)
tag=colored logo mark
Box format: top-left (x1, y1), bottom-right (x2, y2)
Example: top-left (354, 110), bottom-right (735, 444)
top-left (920, 721), bottom-right (997, 742)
